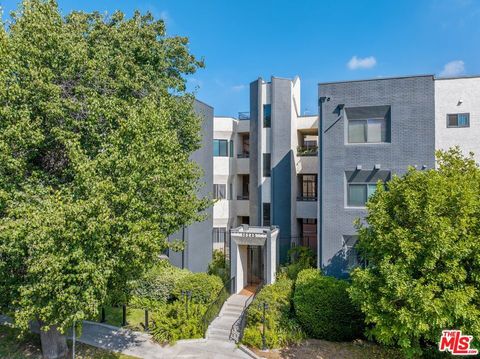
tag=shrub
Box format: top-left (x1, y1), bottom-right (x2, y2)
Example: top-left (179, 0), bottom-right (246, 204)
top-left (284, 246), bottom-right (315, 280)
top-left (132, 259), bottom-right (190, 303)
top-left (294, 268), bottom-right (364, 342)
top-left (172, 272), bottom-right (223, 304)
top-left (349, 149), bottom-right (480, 357)
top-left (242, 277), bottom-right (304, 349)
top-left (151, 300), bottom-right (206, 344)
top-left (207, 249), bottom-right (230, 283)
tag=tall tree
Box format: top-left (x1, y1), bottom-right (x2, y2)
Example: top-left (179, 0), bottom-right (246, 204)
top-left (0, 1), bottom-right (208, 357)
top-left (349, 148), bottom-right (480, 357)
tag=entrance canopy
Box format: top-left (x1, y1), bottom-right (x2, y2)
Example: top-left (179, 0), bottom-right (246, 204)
top-left (230, 225), bottom-right (279, 294)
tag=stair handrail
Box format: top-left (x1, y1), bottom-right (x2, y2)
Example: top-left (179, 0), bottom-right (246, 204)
top-left (229, 281), bottom-right (264, 342)
top-left (201, 276), bottom-right (235, 336)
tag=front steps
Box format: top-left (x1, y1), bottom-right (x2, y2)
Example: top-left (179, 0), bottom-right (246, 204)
top-left (206, 293), bottom-right (252, 341)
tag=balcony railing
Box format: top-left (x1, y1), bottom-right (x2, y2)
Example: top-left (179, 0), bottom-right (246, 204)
top-left (297, 146), bottom-right (318, 156)
top-left (238, 112), bottom-right (250, 120)
top-left (237, 195), bottom-right (249, 200)
top-left (297, 195), bottom-right (317, 201)
top-left (237, 152), bottom-right (249, 158)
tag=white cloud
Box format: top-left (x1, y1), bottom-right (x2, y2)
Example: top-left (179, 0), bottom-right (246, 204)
top-left (231, 84), bottom-right (246, 91)
top-left (439, 60), bottom-right (465, 77)
top-left (347, 56), bottom-right (377, 70)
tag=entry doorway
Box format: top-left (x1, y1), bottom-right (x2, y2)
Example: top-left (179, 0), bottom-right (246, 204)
top-left (247, 245), bottom-right (264, 286)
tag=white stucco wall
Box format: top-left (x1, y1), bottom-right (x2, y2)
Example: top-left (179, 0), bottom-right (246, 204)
top-left (435, 77), bottom-right (480, 163)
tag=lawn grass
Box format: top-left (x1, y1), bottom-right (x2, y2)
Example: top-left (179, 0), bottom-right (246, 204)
top-left (0, 324), bottom-right (138, 359)
top-left (101, 307), bottom-right (147, 331)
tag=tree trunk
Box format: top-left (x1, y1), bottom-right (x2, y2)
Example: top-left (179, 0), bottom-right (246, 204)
top-left (39, 322), bottom-right (68, 359)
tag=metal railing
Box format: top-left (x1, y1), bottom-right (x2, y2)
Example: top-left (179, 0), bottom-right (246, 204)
top-left (201, 277), bottom-right (234, 335)
top-left (237, 195), bottom-right (249, 200)
top-left (297, 146), bottom-right (318, 156)
top-left (290, 235), bottom-right (317, 249)
top-left (297, 195), bottom-right (317, 201)
top-left (238, 112), bottom-right (250, 120)
top-left (229, 282), bottom-right (264, 343)
top-left (237, 152), bottom-right (249, 158)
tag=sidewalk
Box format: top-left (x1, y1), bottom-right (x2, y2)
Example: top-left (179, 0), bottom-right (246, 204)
top-left (1, 315), bottom-right (255, 359)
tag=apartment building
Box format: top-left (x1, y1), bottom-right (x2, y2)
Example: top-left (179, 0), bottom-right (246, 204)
top-left (212, 77), bottom-right (319, 282)
top-left (169, 74), bottom-right (480, 290)
top-left (168, 99), bottom-right (214, 272)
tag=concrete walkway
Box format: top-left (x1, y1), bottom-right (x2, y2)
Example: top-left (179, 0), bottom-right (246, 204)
top-left (78, 321), bottom-right (253, 358)
top-left (1, 315), bottom-right (255, 359)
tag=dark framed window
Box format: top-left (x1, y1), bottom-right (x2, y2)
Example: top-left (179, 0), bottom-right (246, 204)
top-left (447, 113), bottom-right (470, 128)
top-left (229, 140), bottom-right (234, 157)
top-left (348, 118), bottom-right (387, 143)
top-left (347, 183), bottom-right (377, 207)
top-left (213, 139), bottom-right (228, 156)
top-left (213, 227), bottom-right (227, 243)
top-left (241, 135), bottom-right (250, 157)
top-left (299, 174), bottom-right (317, 200)
top-left (263, 153), bottom-right (271, 177)
top-left (263, 203), bottom-right (271, 226)
top-left (263, 104), bottom-right (271, 128)
top-left (213, 184), bottom-right (226, 199)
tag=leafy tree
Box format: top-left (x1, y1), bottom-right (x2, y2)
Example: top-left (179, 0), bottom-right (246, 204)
top-left (349, 148), bottom-right (480, 357)
top-left (207, 249), bottom-right (230, 283)
top-left (0, 1), bottom-right (208, 357)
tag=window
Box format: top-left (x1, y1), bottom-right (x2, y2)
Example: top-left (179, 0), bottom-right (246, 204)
top-left (263, 104), bottom-right (271, 128)
top-left (447, 113), bottom-right (470, 128)
top-left (213, 139), bottom-right (228, 156)
top-left (229, 183), bottom-right (233, 200)
top-left (299, 174), bottom-right (317, 200)
top-left (263, 203), bottom-right (271, 226)
top-left (343, 235), bottom-right (363, 270)
top-left (347, 183), bottom-right (377, 207)
top-left (263, 153), bottom-right (271, 177)
top-left (229, 140), bottom-right (234, 157)
top-left (240, 135), bottom-right (250, 157)
top-left (348, 118), bottom-right (386, 143)
top-left (213, 184), bottom-right (226, 199)
top-left (213, 228), bottom-right (227, 243)
top-left (241, 175), bottom-right (249, 199)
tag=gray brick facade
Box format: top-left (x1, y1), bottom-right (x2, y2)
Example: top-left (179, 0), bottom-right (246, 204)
top-left (318, 76), bottom-right (436, 277)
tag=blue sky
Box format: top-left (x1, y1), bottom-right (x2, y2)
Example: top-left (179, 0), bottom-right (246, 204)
top-left (1, 0), bottom-right (479, 117)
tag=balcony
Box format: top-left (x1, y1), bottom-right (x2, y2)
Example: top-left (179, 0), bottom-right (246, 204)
top-left (297, 195), bottom-right (317, 201)
top-left (236, 157), bottom-right (249, 174)
top-left (296, 200), bottom-right (317, 218)
top-left (237, 152), bottom-right (249, 159)
top-left (296, 156), bottom-right (318, 174)
top-left (297, 115), bottom-right (318, 131)
top-left (297, 146), bottom-right (318, 157)
top-left (235, 199), bottom-right (249, 217)
top-left (237, 195), bottom-right (249, 200)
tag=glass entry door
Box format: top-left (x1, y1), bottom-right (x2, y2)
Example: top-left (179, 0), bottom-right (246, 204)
top-left (247, 245), bottom-right (264, 285)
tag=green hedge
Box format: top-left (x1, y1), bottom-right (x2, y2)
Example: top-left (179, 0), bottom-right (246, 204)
top-left (151, 300), bottom-right (206, 344)
top-left (132, 259), bottom-right (189, 303)
top-left (172, 272), bottom-right (223, 304)
top-left (293, 268), bottom-right (364, 341)
top-left (242, 277), bottom-right (304, 349)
